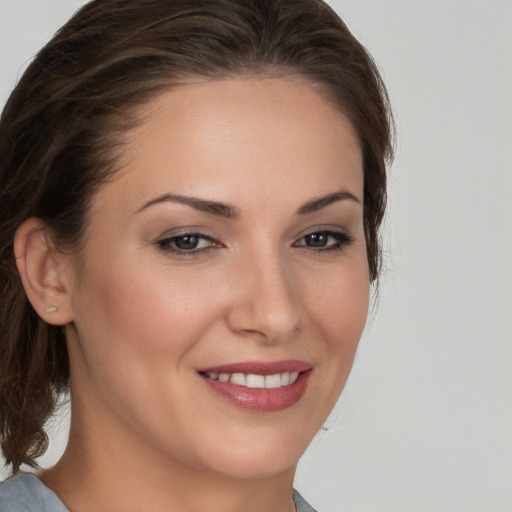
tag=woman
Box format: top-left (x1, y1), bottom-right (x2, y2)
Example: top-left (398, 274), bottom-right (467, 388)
top-left (0, 0), bottom-right (393, 510)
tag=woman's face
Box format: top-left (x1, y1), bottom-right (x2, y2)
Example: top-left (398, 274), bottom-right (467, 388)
top-left (63, 77), bottom-right (369, 480)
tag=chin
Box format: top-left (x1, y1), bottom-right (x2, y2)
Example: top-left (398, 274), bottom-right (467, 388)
top-left (204, 447), bottom-right (302, 481)
top-left (187, 423), bottom-right (317, 481)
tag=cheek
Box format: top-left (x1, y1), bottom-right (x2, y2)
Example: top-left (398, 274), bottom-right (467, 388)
top-left (292, 252), bottom-right (369, 431)
top-left (82, 265), bottom-right (220, 358)
top-left (69, 248), bottom-right (222, 396)
top-left (67, 256), bottom-right (226, 430)
top-left (307, 256), bottom-right (370, 355)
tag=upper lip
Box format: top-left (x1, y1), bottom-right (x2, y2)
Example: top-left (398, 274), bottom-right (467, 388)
top-left (198, 360), bottom-right (312, 376)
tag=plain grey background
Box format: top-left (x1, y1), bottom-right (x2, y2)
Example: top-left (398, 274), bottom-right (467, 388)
top-left (1, 1), bottom-right (511, 511)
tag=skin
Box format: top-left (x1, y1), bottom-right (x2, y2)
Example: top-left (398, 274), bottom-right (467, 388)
top-left (34, 77), bottom-right (369, 512)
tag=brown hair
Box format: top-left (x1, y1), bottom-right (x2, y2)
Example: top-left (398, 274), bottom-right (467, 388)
top-left (0, 0), bottom-right (393, 472)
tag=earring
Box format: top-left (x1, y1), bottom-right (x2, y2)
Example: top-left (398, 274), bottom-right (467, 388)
top-left (46, 305), bottom-right (58, 314)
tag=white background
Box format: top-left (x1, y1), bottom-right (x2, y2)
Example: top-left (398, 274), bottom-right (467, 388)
top-left (1, 1), bottom-right (511, 511)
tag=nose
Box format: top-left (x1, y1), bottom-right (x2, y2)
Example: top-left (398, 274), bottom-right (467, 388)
top-left (226, 250), bottom-right (301, 344)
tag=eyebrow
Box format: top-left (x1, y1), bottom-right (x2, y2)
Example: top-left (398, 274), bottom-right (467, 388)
top-left (297, 190), bottom-right (361, 215)
top-left (137, 193), bottom-right (239, 219)
top-left (137, 189), bottom-right (360, 218)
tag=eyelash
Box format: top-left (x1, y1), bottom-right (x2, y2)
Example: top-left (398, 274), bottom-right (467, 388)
top-left (293, 229), bottom-right (354, 252)
top-left (157, 233), bottom-right (219, 255)
top-left (156, 229), bottom-right (354, 255)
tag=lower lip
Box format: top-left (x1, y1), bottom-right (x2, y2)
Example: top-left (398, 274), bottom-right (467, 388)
top-left (200, 370), bottom-right (311, 412)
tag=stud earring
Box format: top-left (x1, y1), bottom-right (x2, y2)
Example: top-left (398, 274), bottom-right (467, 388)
top-left (46, 305), bottom-right (58, 314)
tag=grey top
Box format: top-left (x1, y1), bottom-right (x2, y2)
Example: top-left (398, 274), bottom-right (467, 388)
top-left (0, 473), bottom-right (317, 511)
top-left (0, 474), bottom-right (68, 512)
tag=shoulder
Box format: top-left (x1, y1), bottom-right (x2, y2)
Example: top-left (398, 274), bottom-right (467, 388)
top-left (0, 473), bottom-right (68, 512)
top-left (293, 489), bottom-right (318, 512)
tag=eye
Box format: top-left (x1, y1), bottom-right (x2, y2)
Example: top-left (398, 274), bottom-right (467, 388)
top-left (294, 230), bottom-right (354, 251)
top-left (157, 233), bottom-right (220, 254)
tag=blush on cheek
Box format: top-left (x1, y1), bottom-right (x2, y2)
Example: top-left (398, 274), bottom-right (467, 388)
top-left (312, 277), bottom-right (369, 353)
top-left (93, 268), bottom-right (209, 357)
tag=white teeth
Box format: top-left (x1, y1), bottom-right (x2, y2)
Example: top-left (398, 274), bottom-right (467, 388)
top-left (246, 374), bottom-right (265, 388)
top-left (205, 371), bottom-right (302, 388)
top-left (230, 373), bottom-right (246, 386)
top-left (264, 374), bottom-right (282, 388)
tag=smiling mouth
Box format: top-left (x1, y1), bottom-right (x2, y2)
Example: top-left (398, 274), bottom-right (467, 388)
top-left (200, 371), bottom-right (300, 389)
top-left (198, 361), bottom-right (312, 411)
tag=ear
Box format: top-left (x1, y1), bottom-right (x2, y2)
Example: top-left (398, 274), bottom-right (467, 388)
top-left (14, 218), bottom-right (75, 325)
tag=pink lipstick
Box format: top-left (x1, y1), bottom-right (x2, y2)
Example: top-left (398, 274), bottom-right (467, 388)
top-left (198, 360), bottom-right (312, 412)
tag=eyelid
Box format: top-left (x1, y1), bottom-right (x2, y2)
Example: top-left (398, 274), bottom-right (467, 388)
top-left (156, 231), bottom-right (223, 255)
top-left (154, 226), bottom-right (353, 256)
top-left (293, 228), bottom-right (354, 251)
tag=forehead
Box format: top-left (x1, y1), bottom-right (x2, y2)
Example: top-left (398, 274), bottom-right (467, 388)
top-left (94, 77), bottom-right (363, 216)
